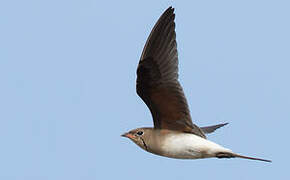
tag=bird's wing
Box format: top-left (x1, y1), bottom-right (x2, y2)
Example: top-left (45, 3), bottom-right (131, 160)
top-left (136, 7), bottom-right (206, 138)
top-left (200, 123), bottom-right (228, 134)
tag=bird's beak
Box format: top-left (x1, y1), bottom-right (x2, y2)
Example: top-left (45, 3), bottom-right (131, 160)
top-left (121, 133), bottom-right (128, 137)
top-left (121, 132), bottom-right (133, 139)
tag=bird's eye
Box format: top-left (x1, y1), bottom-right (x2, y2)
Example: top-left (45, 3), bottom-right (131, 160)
top-left (136, 131), bottom-right (143, 136)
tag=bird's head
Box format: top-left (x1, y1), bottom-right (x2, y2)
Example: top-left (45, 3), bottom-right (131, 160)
top-left (121, 128), bottom-right (153, 151)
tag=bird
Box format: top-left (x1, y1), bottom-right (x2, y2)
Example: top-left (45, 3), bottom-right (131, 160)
top-left (122, 6), bottom-right (271, 163)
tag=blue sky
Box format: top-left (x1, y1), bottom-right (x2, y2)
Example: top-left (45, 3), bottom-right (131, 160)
top-left (0, 0), bottom-right (289, 179)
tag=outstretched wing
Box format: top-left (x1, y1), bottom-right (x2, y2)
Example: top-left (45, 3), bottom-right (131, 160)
top-left (136, 7), bottom-right (205, 138)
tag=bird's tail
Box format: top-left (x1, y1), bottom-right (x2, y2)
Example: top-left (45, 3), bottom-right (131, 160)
top-left (216, 152), bottom-right (271, 162)
top-left (233, 153), bottom-right (272, 162)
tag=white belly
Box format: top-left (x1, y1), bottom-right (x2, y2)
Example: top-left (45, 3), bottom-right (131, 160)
top-left (161, 133), bottom-right (232, 159)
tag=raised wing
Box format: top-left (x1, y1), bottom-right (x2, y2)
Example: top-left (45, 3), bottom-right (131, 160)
top-left (136, 7), bottom-right (206, 138)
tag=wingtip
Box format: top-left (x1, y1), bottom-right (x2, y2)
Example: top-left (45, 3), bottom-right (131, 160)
top-left (165, 6), bottom-right (175, 14)
top-left (200, 122), bottom-right (229, 134)
top-left (218, 122), bottom-right (229, 128)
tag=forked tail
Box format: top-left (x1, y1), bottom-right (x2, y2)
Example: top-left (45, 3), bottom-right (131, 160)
top-left (216, 152), bottom-right (272, 163)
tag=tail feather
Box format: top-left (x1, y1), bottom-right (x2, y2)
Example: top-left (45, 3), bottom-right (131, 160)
top-left (216, 152), bottom-right (271, 163)
top-left (232, 153), bottom-right (272, 163)
top-left (201, 123), bottom-right (228, 134)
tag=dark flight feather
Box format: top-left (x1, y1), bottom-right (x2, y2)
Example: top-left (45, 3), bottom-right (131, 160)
top-left (136, 7), bottom-right (206, 138)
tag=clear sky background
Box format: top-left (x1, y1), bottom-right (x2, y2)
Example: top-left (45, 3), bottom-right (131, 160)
top-left (0, 0), bottom-right (289, 179)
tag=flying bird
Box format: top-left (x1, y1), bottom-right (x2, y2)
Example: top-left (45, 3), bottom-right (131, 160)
top-left (122, 7), bottom-right (271, 162)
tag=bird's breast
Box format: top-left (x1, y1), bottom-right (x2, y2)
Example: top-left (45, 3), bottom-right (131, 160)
top-left (155, 133), bottom-right (232, 159)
